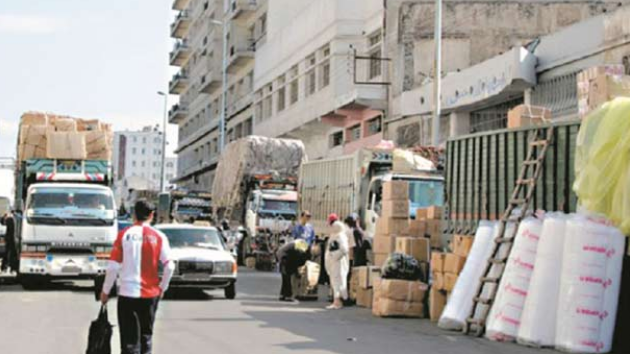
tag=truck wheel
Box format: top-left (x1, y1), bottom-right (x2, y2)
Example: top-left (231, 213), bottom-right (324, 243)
top-left (20, 275), bottom-right (44, 290)
top-left (224, 283), bottom-right (236, 299)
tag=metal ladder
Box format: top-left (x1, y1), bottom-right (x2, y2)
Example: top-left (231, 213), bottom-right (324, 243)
top-left (464, 125), bottom-right (554, 336)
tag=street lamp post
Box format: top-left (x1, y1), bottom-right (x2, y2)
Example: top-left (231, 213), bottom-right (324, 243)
top-left (157, 91), bottom-right (168, 192)
top-left (210, 18), bottom-right (228, 152)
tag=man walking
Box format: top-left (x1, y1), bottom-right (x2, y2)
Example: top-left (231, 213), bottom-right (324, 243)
top-left (100, 199), bottom-right (175, 354)
top-left (291, 211), bottom-right (315, 246)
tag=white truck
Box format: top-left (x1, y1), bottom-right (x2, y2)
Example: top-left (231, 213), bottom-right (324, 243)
top-left (211, 136), bottom-right (307, 267)
top-left (298, 148), bottom-right (444, 236)
top-left (11, 159), bottom-right (117, 289)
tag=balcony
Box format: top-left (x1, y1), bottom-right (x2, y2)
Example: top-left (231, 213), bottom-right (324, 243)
top-left (169, 72), bottom-right (190, 95)
top-left (199, 69), bottom-right (221, 94)
top-left (227, 38), bottom-right (255, 73)
top-left (170, 11), bottom-right (191, 39)
top-left (172, 0), bottom-right (191, 11)
top-left (229, 0), bottom-right (257, 21)
top-left (169, 40), bottom-right (191, 67)
top-left (168, 103), bottom-right (189, 124)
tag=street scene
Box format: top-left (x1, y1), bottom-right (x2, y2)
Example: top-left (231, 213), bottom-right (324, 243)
top-left (1, 0), bottom-right (630, 354)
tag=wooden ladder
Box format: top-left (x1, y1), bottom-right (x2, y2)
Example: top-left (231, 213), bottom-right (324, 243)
top-left (464, 125), bottom-right (554, 336)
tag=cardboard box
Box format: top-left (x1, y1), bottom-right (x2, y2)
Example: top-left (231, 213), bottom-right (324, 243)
top-left (432, 271), bottom-right (444, 290)
top-left (451, 235), bottom-right (474, 257)
top-left (444, 253), bottom-right (466, 275)
top-left (77, 119), bottom-right (102, 132)
top-left (379, 279), bottom-right (428, 303)
top-left (374, 298), bottom-right (425, 318)
top-left (577, 65), bottom-right (625, 90)
top-left (353, 266), bottom-right (374, 289)
top-left (21, 112), bottom-right (49, 126)
top-left (51, 117), bottom-right (78, 132)
top-left (375, 217), bottom-right (409, 236)
top-left (426, 206), bottom-right (443, 220)
top-left (395, 237), bottom-right (430, 263)
top-left (507, 105), bottom-right (551, 129)
top-left (383, 181), bottom-right (409, 201)
top-left (47, 132), bottom-right (87, 160)
top-left (426, 220), bottom-right (442, 248)
top-left (431, 252), bottom-right (446, 273)
top-left (416, 208), bottom-right (428, 219)
top-left (19, 125), bottom-right (49, 147)
top-left (444, 273), bottom-right (458, 291)
top-left (589, 75), bottom-right (630, 109)
top-left (245, 257), bottom-right (256, 269)
top-left (407, 219), bottom-right (427, 237)
top-left (429, 287), bottom-right (447, 322)
top-left (374, 253), bottom-right (389, 267)
top-left (373, 235), bottom-right (396, 254)
top-left (356, 287), bottom-right (373, 308)
top-left (381, 200), bottom-right (409, 219)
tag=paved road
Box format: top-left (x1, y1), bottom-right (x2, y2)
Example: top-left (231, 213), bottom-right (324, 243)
top-left (0, 269), bottom-right (547, 354)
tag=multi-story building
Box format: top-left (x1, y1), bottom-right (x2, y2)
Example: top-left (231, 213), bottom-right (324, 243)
top-left (112, 126), bottom-right (176, 204)
top-left (169, 0), bottom-right (265, 191)
top-left (253, 0), bottom-right (387, 159)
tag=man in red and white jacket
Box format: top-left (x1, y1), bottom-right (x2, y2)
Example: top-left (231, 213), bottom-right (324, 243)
top-left (101, 199), bottom-right (175, 354)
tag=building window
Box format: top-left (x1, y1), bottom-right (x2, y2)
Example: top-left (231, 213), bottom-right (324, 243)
top-left (244, 118), bottom-right (253, 136)
top-left (306, 69), bottom-right (316, 96)
top-left (141, 161), bottom-right (146, 167)
top-left (290, 79), bottom-right (298, 105)
top-left (166, 162), bottom-right (174, 168)
top-left (263, 96), bottom-right (272, 119)
top-left (349, 125), bottom-right (361, 142)
top-left (277, 86), bottom-right (286, 112)
top-left (141, 148), bottom-right (146, 155)
top-left (132, 161), bottom-right (137, 167)
top-left (142, 137), bottom-right (147, 144)
top-left (330, 131), bottom-right (343, 148)
top-left (369, 50), bottom-right (382, 79)
top-left (367, 116), bottom-right (382, 135)
top-left (321, 62), bottom-right (330, 89)
top-left (152, 173), bottom-right (157, 180)
top-left (132, 147), bottom-right (137, 155)
top-left (133, 137), bottom-right (137, 143)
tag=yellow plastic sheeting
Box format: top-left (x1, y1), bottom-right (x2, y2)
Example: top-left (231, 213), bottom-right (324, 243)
top-left (574, 97), bottom-right (630, 234)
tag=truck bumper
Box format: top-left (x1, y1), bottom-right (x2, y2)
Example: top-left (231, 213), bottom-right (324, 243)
top-left (19, 254), bottom-right (108, 277)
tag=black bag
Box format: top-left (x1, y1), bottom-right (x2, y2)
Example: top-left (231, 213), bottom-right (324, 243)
top-left (86, 305), bottom-right (113, 354)
top-left (381, 253), bottom-right (425, 282)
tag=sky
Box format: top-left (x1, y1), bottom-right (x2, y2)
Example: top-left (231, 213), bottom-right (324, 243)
top-left (0, 0), bottom-right (179, 159)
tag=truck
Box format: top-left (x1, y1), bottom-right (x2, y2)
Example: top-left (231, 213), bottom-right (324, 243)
top-left (156, 190), bottom-right (213, 224)
top-left (10, 159), bottom-right (117, 289)
top-left (298, 148), bottom-right (445, 237)
top-left (443, 120), bottom-right (580, 239)
top-left (211, 136), bottom-right (307, 266)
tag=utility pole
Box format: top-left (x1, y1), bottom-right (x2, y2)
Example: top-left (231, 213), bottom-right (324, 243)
top-left (218, 19), bottom-right (229, 152)
top-left (157, 91), bottom-right (168, 192)
top-left (432, 0), bottom-right (442, 146)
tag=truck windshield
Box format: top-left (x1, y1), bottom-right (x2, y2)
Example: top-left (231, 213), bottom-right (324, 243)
top-left (27, 188), bottom-right (114, 219)
top-left (159, 227), bottom-right (225, 250)
top-left (261, 199), bottom-right (297, 213)
top-left (407, 180), bottom-right (444, 217)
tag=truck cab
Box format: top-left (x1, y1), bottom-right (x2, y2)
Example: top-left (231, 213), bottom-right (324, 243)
top-left (245, 189), bottom-right (298, 236)
top-left (13, 159), bottom-right (117, 289)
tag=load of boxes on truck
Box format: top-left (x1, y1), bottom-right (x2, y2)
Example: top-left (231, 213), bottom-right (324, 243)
top-left (17, 112), bottom-right (113, 162)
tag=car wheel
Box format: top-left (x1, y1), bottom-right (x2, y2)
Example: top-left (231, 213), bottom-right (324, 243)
top-left (20, 275), bottom-right (45, 290)
top-left (224, 283), bottom-right (236, 299)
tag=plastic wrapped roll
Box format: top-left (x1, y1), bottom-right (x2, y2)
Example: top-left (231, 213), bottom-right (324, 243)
top-left (486, 217), bottom-right (543, 342)
top-left (517, 212), bottom-right (569, 347)
top-left (438, 221), bottom-right (497, 330)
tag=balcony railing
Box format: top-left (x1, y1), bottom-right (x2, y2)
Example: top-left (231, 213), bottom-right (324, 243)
top-left (172, 0), bottom-right (191, 11)
top-left (169, 40), bottom-right (191, 66)
top-left (169, 72), bottom-right (190, 95)
top-left (168, 103), bottom-right (189, 124)
top-left (227, 38), bottom-right (255, 72)
top-left (229, 0), bottom-right (257, 21)
top-left (170, 11), bottom-right (191, 39)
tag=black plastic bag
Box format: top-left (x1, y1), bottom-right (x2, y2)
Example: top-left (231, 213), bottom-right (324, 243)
top-left (381, 253), bottom-right (424, 282)
top-left (86, 305), bottom-right (113, 354)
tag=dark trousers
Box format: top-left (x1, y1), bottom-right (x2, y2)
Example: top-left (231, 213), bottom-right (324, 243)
top-left (117, 296), bottom-right (160, 354)
top-left (279, 258), bottom-right (297, 298)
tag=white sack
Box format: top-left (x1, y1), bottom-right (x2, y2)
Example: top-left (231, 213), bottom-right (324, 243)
top-left (438, 221), bottom-right (497, 330)
top-left (555, 214), bottom-right (624, 353)
top-left (518, 212), bottom-right (569, 347)
top-left (486, 217), bottom-right (543, 342)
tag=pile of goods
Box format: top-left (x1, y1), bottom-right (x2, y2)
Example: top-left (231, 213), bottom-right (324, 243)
top-left (18, 112), bottom-right (113, 162)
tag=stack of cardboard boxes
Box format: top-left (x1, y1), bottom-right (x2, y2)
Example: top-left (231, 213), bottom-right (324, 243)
top-left (373, 278), bottom-right (428, 318)
top-left (17, 112), bottom-right (113, 162)
top-left (351, 266), bottom-right (379, 308)
top-left (411, 206), bottom-right (443, 248)
top-left (577, 65), bottom-right (630, 118)
top-left (372, 181), bottom-right (409, 267)
top-left (429, 234), bottom-right (474, 321)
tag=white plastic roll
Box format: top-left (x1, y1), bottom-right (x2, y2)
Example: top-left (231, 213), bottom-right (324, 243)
top-left (438, 221), bottom-right (498, 331)
top-left (555, 214), bottom-right (624, 353)
top-left (486, 217), bottom-right (543, 342)
top-left (517, 212), bottom-right (569, 347)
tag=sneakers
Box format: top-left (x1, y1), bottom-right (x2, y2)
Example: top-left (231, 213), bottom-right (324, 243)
top-left (279, 296), bottom-right (299, 303)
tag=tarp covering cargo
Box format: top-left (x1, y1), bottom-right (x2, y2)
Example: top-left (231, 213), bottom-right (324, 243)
top-left (211, 136), bottom-right (306, 211)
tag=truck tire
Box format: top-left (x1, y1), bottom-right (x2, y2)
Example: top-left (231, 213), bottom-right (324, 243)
top-left (20, 275), bottom-right (45, 290)
top-left (224, 283), bottom-right (236, 299)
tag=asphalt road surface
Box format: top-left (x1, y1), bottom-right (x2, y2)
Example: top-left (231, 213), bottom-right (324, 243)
top-left (0, 269), bottom-right (547, 354)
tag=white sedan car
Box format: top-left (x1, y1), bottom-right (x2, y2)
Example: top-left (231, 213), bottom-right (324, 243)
top-left (156, 224), bottom-right (237, 299)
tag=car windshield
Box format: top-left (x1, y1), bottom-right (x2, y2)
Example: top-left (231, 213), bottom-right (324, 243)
top-left (406, 179), bottom-right (444, 217)
top-left (27, 187), bottom-right (115, 219)
top-left (159, 227), bottom-right (225, 250)
top-left (261, 199), bottom-right (297, 213)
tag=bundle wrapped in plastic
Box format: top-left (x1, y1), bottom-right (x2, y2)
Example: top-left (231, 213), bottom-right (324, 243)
top-left (381, 253), bottom-right (424, 282)
top-left (518, 212), bottom-right (569, 347)
top-left (555, 213), bottom-right (624, 353)
top-left (438, 221), bottom-right (497, 330)
top-left (486, 217), bottom-right (543, 342)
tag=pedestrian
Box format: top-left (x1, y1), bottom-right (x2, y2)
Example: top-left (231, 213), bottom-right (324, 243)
top-left (276, 239), bottom-right (310, 302)
top-left (344, 213), bottom-right (368, 267)
top-left (0, 212), bottom-right (16, 273)
top-left (100, 199), bottom-right (175, 354)
top-left (291, 210), bottom-right (316, 246)
top-left (325, 213), bottom-right (349, 310)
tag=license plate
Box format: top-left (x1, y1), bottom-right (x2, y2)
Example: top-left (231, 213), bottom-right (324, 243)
top-left (182, 273), bottom-right (210, 280)
top-left (62, 266), bottom-right (81, 274)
